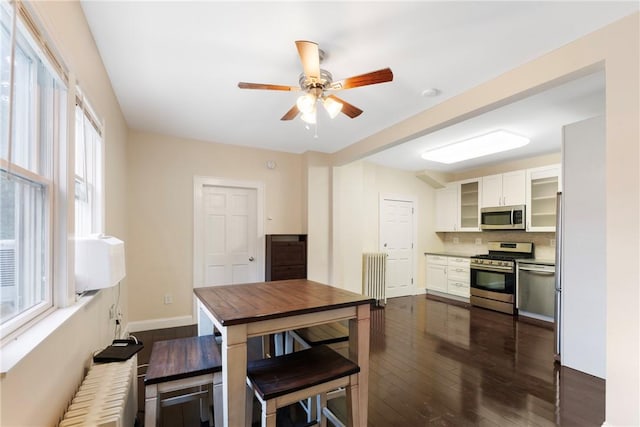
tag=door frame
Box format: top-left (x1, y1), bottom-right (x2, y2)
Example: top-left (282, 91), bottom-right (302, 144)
top-left (378, 193), bottom-right (418, 296)
top-left (193, 176), bottom-right (265, 289)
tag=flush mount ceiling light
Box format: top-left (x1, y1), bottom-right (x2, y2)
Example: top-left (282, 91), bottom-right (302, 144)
top-left (421, 130), bottom-right (530, 164)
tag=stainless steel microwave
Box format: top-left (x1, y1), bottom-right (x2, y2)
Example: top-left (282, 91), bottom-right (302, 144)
top-left (480, 205), bottom-right (526, 230)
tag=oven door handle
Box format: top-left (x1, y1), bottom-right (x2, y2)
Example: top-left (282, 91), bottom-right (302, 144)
top-left (471, 265), bottom-right (513, 273)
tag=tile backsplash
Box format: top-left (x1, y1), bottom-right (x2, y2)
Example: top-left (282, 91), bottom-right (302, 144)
top-left (439, 231), bottom-right (556, 260)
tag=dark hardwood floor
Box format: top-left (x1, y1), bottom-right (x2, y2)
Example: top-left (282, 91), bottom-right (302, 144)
top-left (133, 295), bottom-right (604, 426)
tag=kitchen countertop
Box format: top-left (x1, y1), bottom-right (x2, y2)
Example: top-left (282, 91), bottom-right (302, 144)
top-left (517, 258), bottom-right (555, 266)
top-left (424, 251), bottom-right (479, 258)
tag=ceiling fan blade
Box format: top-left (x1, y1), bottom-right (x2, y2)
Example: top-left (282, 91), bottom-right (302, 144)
top-left (281, 104), bottom-right (300, 121)
top-left (327, 95), bottom-right (363, 118)
top-left (330, 68), bottom-right (394, 90)
top-left (295, 40), bottom-right (321, 79)
top-left (238, 82), bottom-right (299, 91)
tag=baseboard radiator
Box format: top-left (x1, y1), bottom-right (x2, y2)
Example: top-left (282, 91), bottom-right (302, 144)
top-left (363, 252), bottom-right (387, 305)
top-left (59, 356), bottom-right (137, 427)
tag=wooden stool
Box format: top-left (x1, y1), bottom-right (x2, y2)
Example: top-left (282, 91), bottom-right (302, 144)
top-left (144, 335), bottom-right (222, 427)
top-left (246, 345), bottom-right (360, 427)
top-left (285, 321), bottom-right (350, 422)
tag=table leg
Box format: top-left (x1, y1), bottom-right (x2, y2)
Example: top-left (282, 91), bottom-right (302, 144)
top-left (349, 304), bottom-right (370, 427)
top-left (221, 324), bottom-right (248, 427)
top-left (196, 300), bottom-right (214, 336)
top-left (144, 384), bottom-right (159, 427)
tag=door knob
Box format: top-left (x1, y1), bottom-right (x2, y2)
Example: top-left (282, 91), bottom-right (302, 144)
top-left (384, 243), bottom-right (388, 248)
top-left (249, 256), bottom-right (255, 262)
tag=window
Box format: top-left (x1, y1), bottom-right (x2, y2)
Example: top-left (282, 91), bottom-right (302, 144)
top-left (75, 99), bottom-right (103, 238)
top-left (1, 2), bottom-right (67, 337)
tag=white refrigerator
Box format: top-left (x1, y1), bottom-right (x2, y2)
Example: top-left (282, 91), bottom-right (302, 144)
top-left (558, 115), bottom-right (606, 379)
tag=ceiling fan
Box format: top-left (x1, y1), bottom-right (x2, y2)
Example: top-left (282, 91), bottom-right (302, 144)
top-left (237, 40), bottom-right (393, 124)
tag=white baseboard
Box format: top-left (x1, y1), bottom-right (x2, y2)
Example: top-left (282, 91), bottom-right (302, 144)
top-left (127, 315), bottom-right (195, 333)
top-left (415, 287), bottom-right (427, 295)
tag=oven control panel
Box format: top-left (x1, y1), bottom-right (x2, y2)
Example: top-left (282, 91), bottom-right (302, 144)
top-left (471, 258), bottom-right (515, 271)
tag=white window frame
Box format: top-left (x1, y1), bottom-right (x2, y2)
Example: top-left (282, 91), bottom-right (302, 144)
top-left (0, 0), bottom-right (73, 341)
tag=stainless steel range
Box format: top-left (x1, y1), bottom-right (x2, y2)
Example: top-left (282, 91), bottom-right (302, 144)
top-left (470, 241), bottom-right (534, 315)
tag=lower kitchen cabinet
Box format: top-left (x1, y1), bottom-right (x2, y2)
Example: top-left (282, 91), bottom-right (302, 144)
top-left (426, 254), bottom-right (470, 299)
top-left (447, 280), bottom-right (470, 297)
top-left (426, 255), bottom-right (448, 293)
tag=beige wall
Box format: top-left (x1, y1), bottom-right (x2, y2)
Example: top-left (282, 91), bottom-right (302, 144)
top-left (304, 152), bottom-right (333, 284)
top-left (126, 131), bottom-right (304, 324)
top-left (0, 2), bottom-right (129, 426)
top-left (450, 152), bottom-right (561, 182)
top-left (331, 161), bottom-right (442, 293)
top-left (330, 13), bottom-right (640, 425)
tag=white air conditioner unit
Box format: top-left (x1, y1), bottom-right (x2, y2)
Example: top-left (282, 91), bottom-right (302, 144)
top-left (75, 235), bottom-right (126, 293)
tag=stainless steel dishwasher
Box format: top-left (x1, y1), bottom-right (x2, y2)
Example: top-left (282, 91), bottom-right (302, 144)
top-left (517, 260), bottom-right (555, 322)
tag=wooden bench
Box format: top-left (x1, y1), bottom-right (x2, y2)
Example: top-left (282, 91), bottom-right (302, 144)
top-left (247, 345), bottom-right (360, 427)
top-left (293, 321), bottom-right (349, 347)
top-left (274, 321), bottom-right (349, 356)
top-left (144, 335), bottom-right (222, 427)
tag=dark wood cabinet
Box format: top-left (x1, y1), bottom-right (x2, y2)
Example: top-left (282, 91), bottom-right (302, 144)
top-left (265, 234), bottom-right (307, 281)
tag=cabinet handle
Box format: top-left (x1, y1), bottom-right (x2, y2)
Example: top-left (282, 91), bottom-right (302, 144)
top-left (249, 256), bottom-right (255, 262)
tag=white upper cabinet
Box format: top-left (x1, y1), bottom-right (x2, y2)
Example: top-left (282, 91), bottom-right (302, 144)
top-left (433, 164), bottom-right (560, 233)
top-left (481, 170), bottom-right (526, 207)
top-left (435, 184), bottom-right (458, 232)
top-left (481, 174), bottom-right (503, 207)
top-left (526, 164), bottom-right (561, 232)
top-left (435, 179), bottom-right (481, 232)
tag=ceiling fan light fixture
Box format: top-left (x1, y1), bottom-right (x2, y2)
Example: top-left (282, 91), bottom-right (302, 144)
top-left (322, 96), bottom-right (343, 119)
top-left (421, 130), bottom-right (530, 164)
top-left (296, 93), bottom-right (317, 114)
top-left (300, 111), bottom-right (316, 124)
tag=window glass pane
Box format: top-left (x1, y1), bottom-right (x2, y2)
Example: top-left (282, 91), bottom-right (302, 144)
top-left (75, 104), bottom-right (102, 237)
top-left (0, 171), bottom-right (46, 324)
top-left (74, 107), bottom-right (85, 180)
top-left (1, 7), bottom-right (35, 171)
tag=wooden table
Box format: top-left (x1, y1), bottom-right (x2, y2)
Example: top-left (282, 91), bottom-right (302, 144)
top-left (194, 279), bottom-right (374, 427)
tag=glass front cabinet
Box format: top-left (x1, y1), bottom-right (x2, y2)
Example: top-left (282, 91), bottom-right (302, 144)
top-left (458, 179), bottom-right (481, 231)
top-left (526, 164), bottom-right (561, 232)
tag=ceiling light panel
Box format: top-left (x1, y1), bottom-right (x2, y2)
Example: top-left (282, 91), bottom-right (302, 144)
top-left (421, 130), bottom-right (530, 164)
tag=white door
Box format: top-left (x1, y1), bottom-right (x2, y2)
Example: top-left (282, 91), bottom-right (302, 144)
top-left (201, 185), bottom-right (258, 285)
top-left (379, 197), bottom-right (415, 298)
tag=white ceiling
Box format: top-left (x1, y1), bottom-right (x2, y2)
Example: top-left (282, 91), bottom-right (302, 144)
top-left (80, 1), bottom-right (638, 172)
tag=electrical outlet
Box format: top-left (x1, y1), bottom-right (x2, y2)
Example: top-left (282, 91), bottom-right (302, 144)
top-left (475, 238), bottom-right (482, 245)
top-left (550, 239), bottom-right (556, 247)
top-left (164, 294), bottom-right (173, 305)
top-left (453, 237), bottom-right (459, 244)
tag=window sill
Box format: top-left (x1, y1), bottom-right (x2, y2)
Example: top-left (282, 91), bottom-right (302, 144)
top-left (0, 290), bottom-right (99, 376)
